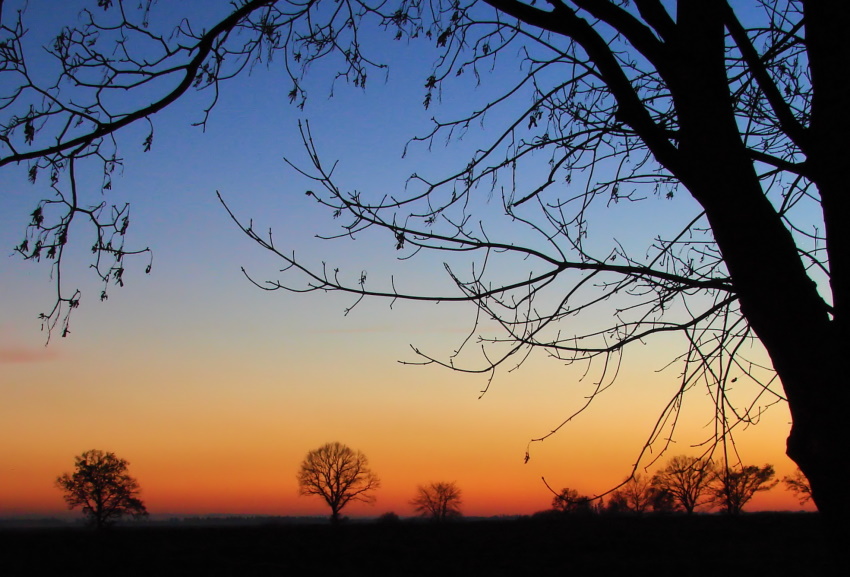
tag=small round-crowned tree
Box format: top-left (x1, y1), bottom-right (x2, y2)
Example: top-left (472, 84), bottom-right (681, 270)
top-left (55, 449), bottom-right (147, 529)
top-left (296, 442), bottom-right (380, 524)
top-left (410, 481), bottom-right (463, 521)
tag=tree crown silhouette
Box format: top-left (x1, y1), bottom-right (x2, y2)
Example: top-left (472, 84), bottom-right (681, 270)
top-left (55, 449), bottom-right (147, 529)
top-left (297, 441), bottom-right (380, 523)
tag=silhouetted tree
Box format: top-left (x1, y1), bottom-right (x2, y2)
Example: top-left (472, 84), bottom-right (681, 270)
top-left (410, 481), bottom-right (463, 521)
top-left (552, 487), bottom-right (595, 515)
top-left (783, 467), bottom-right (813, 505)
top-left (711, 464), bottom-right (778, 515)
top-left (55, 449), bottom-right (147, 529)
top-left (651, 456), bottom-right (715, 514)
top-left (377, 511), bottom-right (401, 524)
top-left (607, 474), bottom-right (654, 515)
top-left (604, 491), bottom-right (629, 515)
top-left (4, 0), bottom-right (850, 525)
top-left (296, 442), bottom-right (380, 524)
top-left (649, 486), bottom-right (676, 514)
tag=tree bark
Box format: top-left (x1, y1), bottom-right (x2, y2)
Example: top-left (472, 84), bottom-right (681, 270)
top-left (662, 1), bottom-right (849, 552)
top-left (795, 1), bottom-right (850, 542)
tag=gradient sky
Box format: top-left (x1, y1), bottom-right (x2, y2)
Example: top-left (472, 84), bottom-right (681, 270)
top-left (0, 0), bottom-right (812, 519)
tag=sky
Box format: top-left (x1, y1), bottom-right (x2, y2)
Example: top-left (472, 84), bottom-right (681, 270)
top-left (0, 1), bottom-right (812, 519)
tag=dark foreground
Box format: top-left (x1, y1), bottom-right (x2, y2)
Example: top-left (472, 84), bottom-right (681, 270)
top-left (0, 513), bottom-right (837, 576)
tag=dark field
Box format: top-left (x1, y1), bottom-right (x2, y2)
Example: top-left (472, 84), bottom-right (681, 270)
top-left (1, 513), bottom-right (836, 576)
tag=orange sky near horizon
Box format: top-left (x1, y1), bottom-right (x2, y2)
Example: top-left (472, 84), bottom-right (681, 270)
top-left (1, 313), bottom-right (812, 518)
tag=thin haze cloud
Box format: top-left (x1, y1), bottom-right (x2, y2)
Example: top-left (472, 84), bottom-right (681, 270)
top-left (306, 325), bottom-right (500, 335)
top-left (0, 346), bottom-right (60, 364)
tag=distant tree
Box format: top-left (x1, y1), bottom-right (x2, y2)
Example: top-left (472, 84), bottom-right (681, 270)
top-left (410, 481), bottom-right (463, 522)
top-left (783, 467), bottom-right (813, 505)
top-left (377, 511), bottom-right (401, 524)
top-left (620, 475), bottom-right (653, 514)
top-left (649, 486), bottom-right (677, 514)
top-left (651, 456), bottom-right (716, 514)
top-left (296, 442), bottom-right (380, 524)
top-left (608, 474), bottom-right (655, 515)
top-left (552, 487), bottom-right (595, 515)
top-left (712, 464), bottom-right (778, 515)
top-left (604, 490), bottom-right (629, 515)
top-left (55, 449), bottom-right (147, 529)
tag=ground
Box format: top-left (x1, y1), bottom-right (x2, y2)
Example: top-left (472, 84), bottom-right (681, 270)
top-left (0, 513), bottom-right (834, 576)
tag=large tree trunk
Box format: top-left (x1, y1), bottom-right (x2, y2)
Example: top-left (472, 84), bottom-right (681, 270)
top-left (784, 362), bottom-right (850, 514)
top-left (666, 1), bottom-right (849, 532)
top-left (587, 1), bottom-right (848, 543)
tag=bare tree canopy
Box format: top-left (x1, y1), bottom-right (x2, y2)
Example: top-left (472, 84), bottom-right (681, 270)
top-left (783, 467), bottom-right (813, 505)
top-left (296, 442), bottom-right (380, 523)
top-left (711, 464), bottom-right (778, 515)
top-left (607, 474), bottom-right (655, 515)
top-left (55, 449), bottom-right (147, 529)
top-left (410, 481), bottom-right (463, 521)
top-left (551, 487), bottom-right (595, 515)
top-left (3, 0), bottom-right (849, 529)
top-left (650, 455), bottom-right (716, 515)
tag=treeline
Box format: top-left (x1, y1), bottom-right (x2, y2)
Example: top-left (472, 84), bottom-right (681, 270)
top-left (54, 444), bottom-right (465, 528)
top-left (54, 448), bottom-right (813, 529)
top-left (545, 455), bottom-right (812, 517)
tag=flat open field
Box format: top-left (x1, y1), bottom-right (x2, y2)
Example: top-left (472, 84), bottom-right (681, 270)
top-left (0, 513), bottom-right (835, 576)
